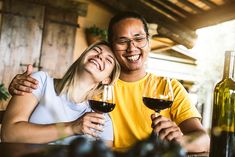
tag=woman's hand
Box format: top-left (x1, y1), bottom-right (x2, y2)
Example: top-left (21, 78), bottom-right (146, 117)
top-left (71, 112), bottom-right (105, 138)
top-left (151, 114), bottom-right (183, 142)
top-left (8, 64), bottom-right (38, 95)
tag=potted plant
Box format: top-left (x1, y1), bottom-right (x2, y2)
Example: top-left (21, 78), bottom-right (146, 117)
top-left (0, 84), bottom-right (9, 102)
top-left (85, 25), bottom-right (107, 45)
top-left (0, 83), bottom-right (10, 110)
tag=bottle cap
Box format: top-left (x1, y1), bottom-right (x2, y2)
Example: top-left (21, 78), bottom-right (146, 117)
top-left (225, 50), bottom-right (235, 56)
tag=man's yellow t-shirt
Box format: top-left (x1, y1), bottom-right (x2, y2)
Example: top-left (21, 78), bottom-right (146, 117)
top-left (110, 73), bottom-right (201, 151)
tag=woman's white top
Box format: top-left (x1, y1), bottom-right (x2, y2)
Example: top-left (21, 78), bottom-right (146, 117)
top-left (29, 71), bottom-right (113, 145)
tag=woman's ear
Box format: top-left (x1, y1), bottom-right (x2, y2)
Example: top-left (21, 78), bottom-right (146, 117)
top-left (102, 77), bottom-right (111, 85)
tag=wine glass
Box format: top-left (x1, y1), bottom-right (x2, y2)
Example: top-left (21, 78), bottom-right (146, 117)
top-left (142, 75), bottom-right (174, 113)
top-left (87, 84), bottom-right (115, 139)
top-left (88, 84), bottom-right (115, 113)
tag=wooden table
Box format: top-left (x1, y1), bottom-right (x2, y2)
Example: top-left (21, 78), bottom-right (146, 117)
top-left (0, 142), bottom-right (209, 157)
top-left (0, 143), bottom-right (67, 157)
top-left (187, 152), bottom-right (209, 157)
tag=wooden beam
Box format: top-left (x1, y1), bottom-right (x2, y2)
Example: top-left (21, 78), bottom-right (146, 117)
top-left (157, 0), bottom-right (192, 18)
top-left (21, 0), bottom-right (88, 16)
top-left (0, 10), bottom-right (36, 19)
top-left (183, 1), bottom-right (235, 29)
top-left (97, 0), bottom-right (197, 49)
top-left (148, 0), bottom-right (184, 21)
top-left (178, 0), bottom-right (204, 13)
top-left (199, 0), bottom-right (217, 8)
top-left (157, 26), bottom-right (196, 49)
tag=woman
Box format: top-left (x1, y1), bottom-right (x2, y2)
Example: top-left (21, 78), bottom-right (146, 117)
top-left (1, 41), bottom-right (120, 147)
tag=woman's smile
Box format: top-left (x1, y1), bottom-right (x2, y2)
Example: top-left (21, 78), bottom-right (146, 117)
top-left (89, 58), bottom-right (103, 71)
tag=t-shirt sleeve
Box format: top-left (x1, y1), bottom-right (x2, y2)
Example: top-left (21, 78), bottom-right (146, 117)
top-left (31, 71), bottom-right (47, 101)
top-left (99, 114), bottom-right (113, 141)
top-left (170, 79), bottom-right (201, 125)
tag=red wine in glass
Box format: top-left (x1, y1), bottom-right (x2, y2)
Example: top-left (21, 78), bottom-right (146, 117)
top-left (89, 85), bottom-right (115, 113)
top-left (142, 76), bottom-right (174, 113)
top-left (88, 100), bottom-right (115, 113)
top-left (142, 97), bottom-right (173, 113)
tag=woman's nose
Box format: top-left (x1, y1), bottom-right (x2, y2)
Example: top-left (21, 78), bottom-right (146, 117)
top-left (96, 54), bottom-right (103, 61)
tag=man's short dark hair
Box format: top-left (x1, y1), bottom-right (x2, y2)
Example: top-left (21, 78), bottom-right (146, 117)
top-left (108, 11), bottom-right (149, 44)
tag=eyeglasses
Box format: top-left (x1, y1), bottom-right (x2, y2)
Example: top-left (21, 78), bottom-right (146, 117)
top-left (114, 36), bottom-right (148, 51)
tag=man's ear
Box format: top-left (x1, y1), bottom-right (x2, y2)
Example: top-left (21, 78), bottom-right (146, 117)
top-left (102, 77), bottom-right (111, 85)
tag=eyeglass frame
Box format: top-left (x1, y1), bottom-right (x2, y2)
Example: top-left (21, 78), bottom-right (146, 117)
top-left (113, 35), bottom-right (149, 51)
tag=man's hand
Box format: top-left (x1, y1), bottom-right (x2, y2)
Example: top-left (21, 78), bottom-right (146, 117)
top-left (151, 114), bottom-right (210, 152)
top-left (151, 114), bottom-right (183, 142)
top-left (8, 64), bottom-right (38, 95)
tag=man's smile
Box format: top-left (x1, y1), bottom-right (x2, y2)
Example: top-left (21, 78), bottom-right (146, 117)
top-left (126, 54), bottom-right (141, 62)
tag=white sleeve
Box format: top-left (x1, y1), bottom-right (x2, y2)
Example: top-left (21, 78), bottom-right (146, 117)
top-left (31, 71), bottom-right (47, 101)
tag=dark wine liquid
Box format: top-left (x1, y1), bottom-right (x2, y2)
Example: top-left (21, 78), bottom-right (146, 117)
top-left (142, 97), bottom-right (173, 112)
top-left (210, 131), bottom-right (235, 157)
top-left (89, 100), bottom-right (115, 113)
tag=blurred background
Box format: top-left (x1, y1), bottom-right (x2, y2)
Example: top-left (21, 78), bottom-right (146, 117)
top-left (1, 0), bottom-right (235, 131)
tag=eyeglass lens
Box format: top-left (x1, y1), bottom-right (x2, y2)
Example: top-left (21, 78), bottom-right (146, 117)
top-left (114, 37), bottom-right (148, 51)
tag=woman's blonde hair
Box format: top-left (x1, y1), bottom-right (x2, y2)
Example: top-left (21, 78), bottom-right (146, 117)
top-left (55, 40), bottom-right (120, 103)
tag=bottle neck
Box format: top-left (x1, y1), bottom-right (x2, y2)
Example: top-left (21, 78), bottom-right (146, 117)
top-left (223, 51), bottom-right (235, 80)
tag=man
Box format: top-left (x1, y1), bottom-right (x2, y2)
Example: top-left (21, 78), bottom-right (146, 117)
top-left (8, 11), bottom-right (209, 152)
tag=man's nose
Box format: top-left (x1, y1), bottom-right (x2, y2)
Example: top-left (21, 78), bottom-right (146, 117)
top-left (127, 40), bottom-right (137, 51)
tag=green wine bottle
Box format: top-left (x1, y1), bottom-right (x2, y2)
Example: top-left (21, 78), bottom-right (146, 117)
top-left (209, 51), bottom-right (235, 157)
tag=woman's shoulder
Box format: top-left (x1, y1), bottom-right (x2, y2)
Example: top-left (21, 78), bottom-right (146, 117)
top-left (30, 71), bottom-right (55, 101)
top-left (31, 71), bottom-right (54, 89)
top-left (32, 71), bottom-right (52, 82)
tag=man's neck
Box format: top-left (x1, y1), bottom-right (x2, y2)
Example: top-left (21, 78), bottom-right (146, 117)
top-left (119, 69), bottom-right (147, 82)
